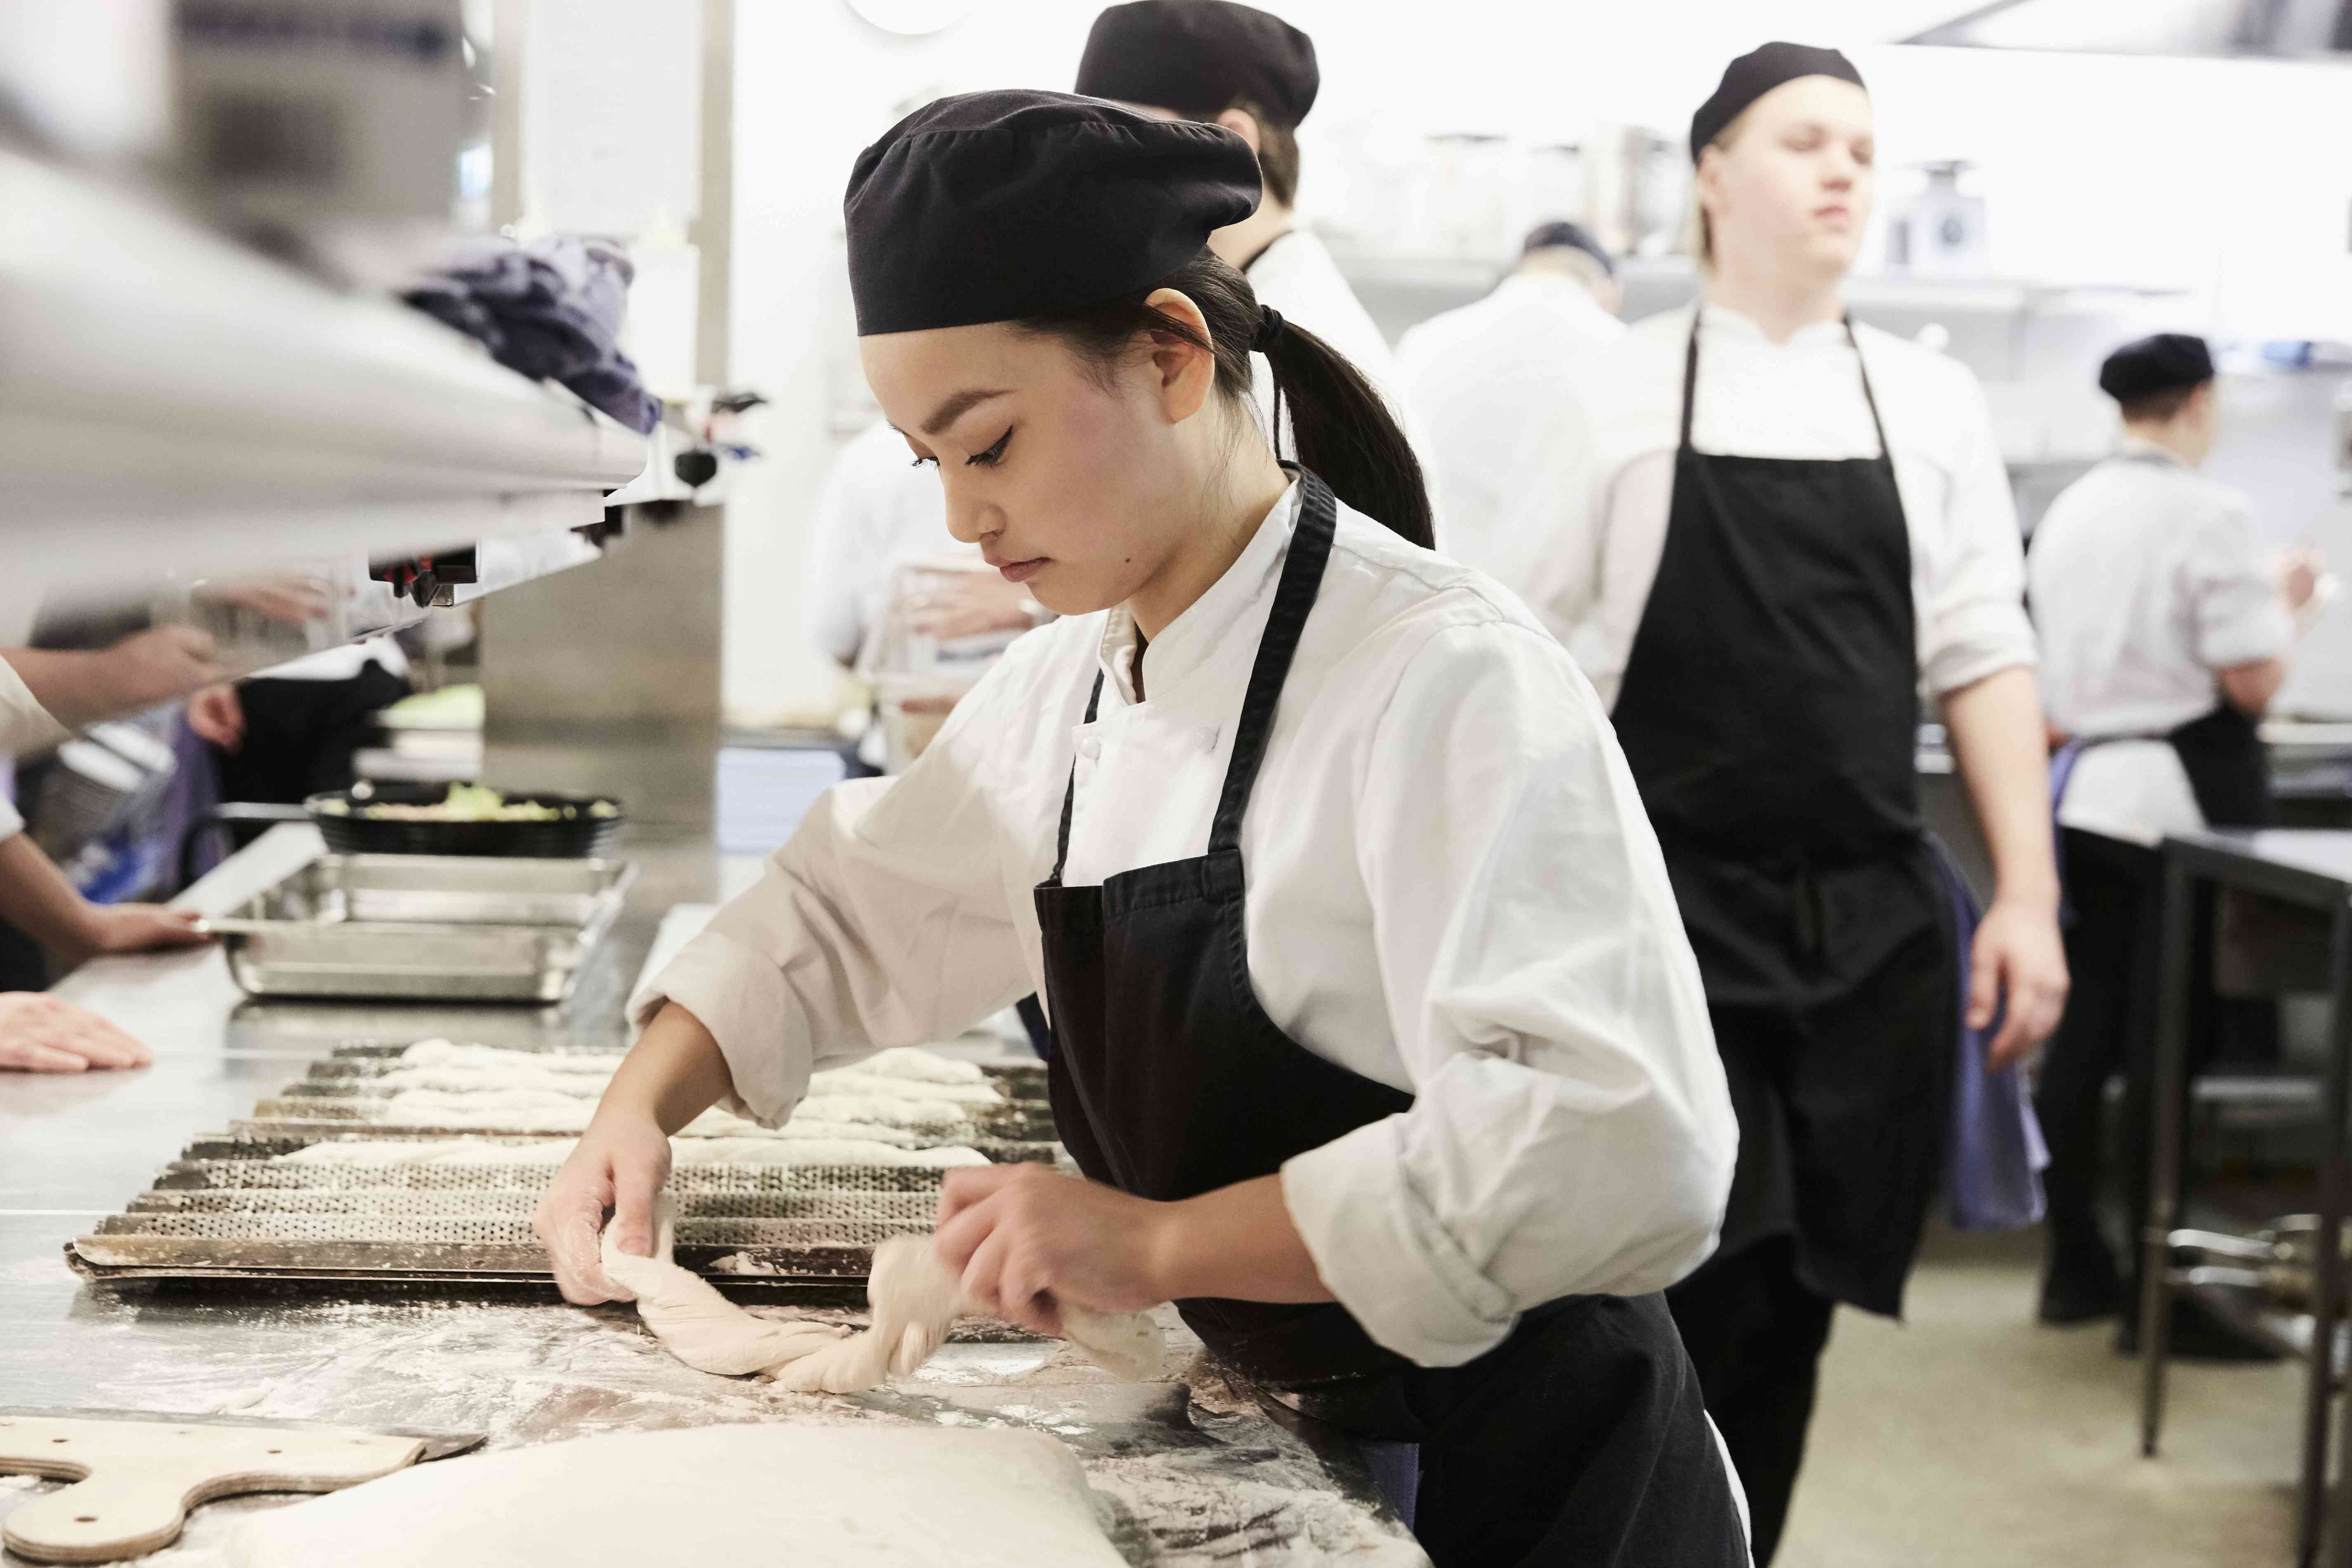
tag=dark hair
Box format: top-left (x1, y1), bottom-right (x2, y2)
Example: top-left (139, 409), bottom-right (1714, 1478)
top-left (1229, 100), bottom-right (1300, 207)
top-left (2118, 383), bottom-right (2206, 424)
top-left (1016, 248), bottom-right (1433, 548)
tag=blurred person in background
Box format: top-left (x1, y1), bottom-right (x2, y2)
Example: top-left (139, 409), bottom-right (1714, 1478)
top-left (1072, 0), bottom-right (1420, 452)
top-left (1399, 220), bottom-right (1625, 574)
top-left (2028, 332), bottom-right (2326, 1355)
top-left (0, 637), bottom-right (217, 1072)
top-left (1498, 44), bottom-right (2067, 1560)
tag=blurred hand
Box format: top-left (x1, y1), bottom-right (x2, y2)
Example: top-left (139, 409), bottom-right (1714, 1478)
top-left (1970, 899), bottom-right (2070, 1072)
top-left (185, 685), bottom-right (245, 751)
top-left (0, 993), bottom-right (152, 1072)
top-left (79, 904), bottom-right (210, 958)
top-left (96, 626), bottom-right (229, 711)
top-left (931, 1162), bottom-right (1175, 1337)
top-left (532, 1112), bottom-right (673, 1305)
top-left (198, 574), bottom-right (336, 626)
top-left (2278, 546), bottom-right (2325, 614)
top-left (906, 571), bottom-right (1038, 644)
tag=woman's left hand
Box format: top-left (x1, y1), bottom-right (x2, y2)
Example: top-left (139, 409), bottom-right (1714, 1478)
top-left (930, 1163), bottom-right (1174, 1337)
top-left (1971, 897), bottom-right (2069, 1072)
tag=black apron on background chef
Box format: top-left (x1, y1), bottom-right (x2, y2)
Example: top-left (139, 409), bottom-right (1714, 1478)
top-left (1494, 45), bottom-right (2068, 1564)
top-left (595, 90), bottom-right (1750, 1565)
top-left (2028, 333), bottom-right (2316, 1353)
top-left (1072, 2), bottom-right (1426, 470)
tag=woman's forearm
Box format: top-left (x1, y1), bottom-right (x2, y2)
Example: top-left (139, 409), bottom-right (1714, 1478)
top-left (0, 834), bottom-right (99, 954)
top-left (1940, 664), bottom-right (2060, 912)
top-left (592, 1001), bottom-right (737, 1135)
top-left (1153, 1174), bottom-right (1336, 1306)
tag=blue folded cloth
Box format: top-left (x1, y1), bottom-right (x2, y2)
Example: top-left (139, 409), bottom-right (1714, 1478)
top-left (403, 236), bottom-right (662, 434)
top-left (1931, 838), bottom-right (2050, 1231)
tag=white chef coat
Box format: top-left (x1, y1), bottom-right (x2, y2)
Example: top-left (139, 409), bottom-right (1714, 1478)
top-left (636, 479), bottom-right (1736, 1369)
top-left (2030, 439), bottom-right (2291, 845)
top-left (1494, 303), bottom-right (2037, 708)
top-left (1398, 271), bottom-right (1626, 576)
top-left (0, 654), bottom-right (67, 760)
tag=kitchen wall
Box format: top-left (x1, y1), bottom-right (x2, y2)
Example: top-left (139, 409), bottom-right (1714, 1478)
top-left (725, 1), bottom-right (2352, 726)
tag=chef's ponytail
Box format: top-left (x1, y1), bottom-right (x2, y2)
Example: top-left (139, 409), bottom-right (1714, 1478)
top-left (1019, 249), bottom-right (1434, 550)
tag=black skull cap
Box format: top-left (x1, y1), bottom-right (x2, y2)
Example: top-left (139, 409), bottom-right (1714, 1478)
top-left (845, 89), bottom-right (1261, 337)
top-left (1690, 42), bottom-right (1866, 161)
top-left (1075, 1), bottom-right (1319, 127)
top-left (2098, 333), bottom-right (2215, 403)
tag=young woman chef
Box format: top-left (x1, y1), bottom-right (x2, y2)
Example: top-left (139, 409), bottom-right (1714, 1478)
top-left (535, 90), bottom-right (1747, 1565)
top-left (1497, 44), bottom-right (2070, 1564)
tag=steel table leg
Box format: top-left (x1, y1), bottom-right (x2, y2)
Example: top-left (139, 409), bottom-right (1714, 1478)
top-left (2140, 860), bottom-right (2198, 1460)
top-left (2319, 904), bottom-right (2352, 1568)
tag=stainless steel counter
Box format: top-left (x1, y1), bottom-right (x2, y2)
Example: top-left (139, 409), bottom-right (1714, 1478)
top-left (0, 827), bottom-right (1419, 1566)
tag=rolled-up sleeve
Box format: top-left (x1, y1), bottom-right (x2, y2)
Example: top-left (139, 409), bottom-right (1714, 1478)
top-left (628, 677), bottom-right (1033, 1126)
top-left (1281, 621), bottom-right (1737, 1367)
top-left (2187, 498), bottom-right (2291, 670)
top-left (0, 654), bottom-right (68, 757)
top-left (1919, 369), bottom-right (2037, 697)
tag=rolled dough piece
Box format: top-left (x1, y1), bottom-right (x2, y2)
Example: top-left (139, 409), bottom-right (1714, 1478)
top-left (599, 1200), bottom-right (849, 1376)
top-left (771, 1236), bottom-right (1166, 1393)
top-left (224, 1423), bottom-right (1127, 1568)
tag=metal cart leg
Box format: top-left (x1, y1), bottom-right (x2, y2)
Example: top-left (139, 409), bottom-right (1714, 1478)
top-left (2140, 860), bottom-right (2197, 1460)
top-left (2319, 905), bottom-right (2352, 1568)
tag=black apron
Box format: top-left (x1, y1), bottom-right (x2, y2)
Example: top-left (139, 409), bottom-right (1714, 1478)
top-left (1610, 312), bottom-right (1954, 1310)
top-left (1031, 470), bottom-right (1414, 1385)
top-left (1031, 473), bottom-right (1749, 1564)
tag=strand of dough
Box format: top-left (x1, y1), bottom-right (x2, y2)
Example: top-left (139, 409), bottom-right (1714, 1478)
top-left (599, 1206), bottom-right (1164, 1390)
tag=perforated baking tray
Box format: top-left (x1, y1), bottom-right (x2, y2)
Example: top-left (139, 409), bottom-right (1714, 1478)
top-left (68, 1046), bottom-right (1056, 1290)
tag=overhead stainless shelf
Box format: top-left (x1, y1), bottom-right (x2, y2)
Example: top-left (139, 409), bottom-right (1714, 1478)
top-left (0, 146), bottom-right (648, 597)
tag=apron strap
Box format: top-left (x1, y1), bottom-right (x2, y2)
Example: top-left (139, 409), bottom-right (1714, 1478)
top-left (1209, 469), bottom-right (1339, 854)
top-left (1046, 674), bottom-right (1106, 885)
top-left (1045, 469), bottom-right (1339, 878)
top-left (1677, 308), bottom-right (1895, 465)
top-left (1845, 314), bottom-right (1894, 464)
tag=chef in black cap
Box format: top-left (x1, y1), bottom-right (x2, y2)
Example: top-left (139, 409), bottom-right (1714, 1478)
top-left (1074, 1), bottom-right (1417, 446)
top-left (2029, 333), bottom-right (2325, 1348)
top-left (1399, 220), bottom-right (1626, 574)
top-left (539, 89), bottom-right (1748, 1565)
top-left (1497, 43), bottom-right (2070, 1561)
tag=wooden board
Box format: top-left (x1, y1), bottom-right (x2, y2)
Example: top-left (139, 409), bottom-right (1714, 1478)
top-left (0, 1415), bottom-right (421, 1563)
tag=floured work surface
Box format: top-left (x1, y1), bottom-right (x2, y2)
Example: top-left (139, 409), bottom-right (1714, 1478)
top-left (0, 1281), bottom-right (1424, 1566)
top-left (69, 1040), bottom-right (1056, 1286)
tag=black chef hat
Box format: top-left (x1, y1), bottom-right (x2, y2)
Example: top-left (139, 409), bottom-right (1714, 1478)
top-left (1690, 42), bottom-right (1866, 161)
top-left (844, 90), bottom-right (1260, 338)
top-left (1074, 1), bottom-right (1319, 128)
top-left (2098, 333), bottom-right (2215, 404)
top-left (1521, 220), bottom-right (1615, 276)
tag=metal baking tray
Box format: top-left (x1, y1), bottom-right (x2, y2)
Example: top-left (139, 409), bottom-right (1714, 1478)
top-left (200, 858), bottom-right (634, 1003)
top-left (236, 854), bottom-right (634, 926)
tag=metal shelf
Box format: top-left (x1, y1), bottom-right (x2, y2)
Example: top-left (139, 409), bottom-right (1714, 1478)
top-left (0, 148), bottom-right (647, 597)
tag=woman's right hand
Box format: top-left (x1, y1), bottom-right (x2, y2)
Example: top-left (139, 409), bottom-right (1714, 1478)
top-left (532, 1113), bottom-right (673, 1305)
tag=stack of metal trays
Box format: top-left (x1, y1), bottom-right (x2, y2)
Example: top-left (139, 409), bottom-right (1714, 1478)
top-left (199, 855), bottom-right (636, 1003)
top-left (69, 1043), bottom-right (1056, 1288)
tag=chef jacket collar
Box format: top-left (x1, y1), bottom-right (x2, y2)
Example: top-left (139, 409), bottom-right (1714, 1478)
top-left (1695, 300), bottom-right (1851, 349)
top-left (1098, 475), bottom-right (1300, 708)
top-left (2117, 434), bottom-right (2188, 469)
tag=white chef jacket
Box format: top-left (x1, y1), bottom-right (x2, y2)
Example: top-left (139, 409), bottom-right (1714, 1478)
top-left (0, 654), bottom-right (67, 761)
top-left (1398, 271), bottom-right (1626, 576)
top-left (2030, 439), bottom-right (2290, 845)
top-left (1494, 303), bottom-right (2037, 708)
top-left (636, 480), bottom-right (1736, 1369)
